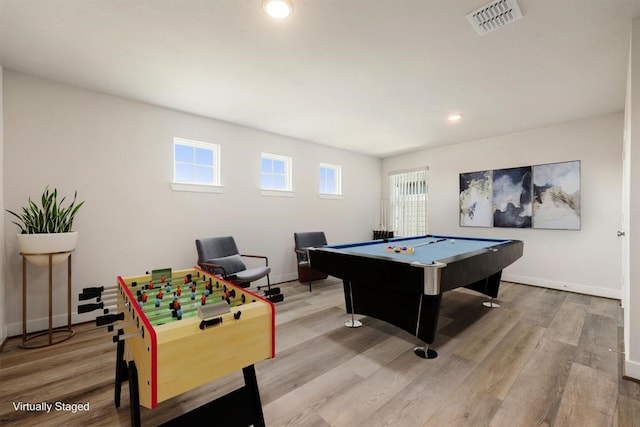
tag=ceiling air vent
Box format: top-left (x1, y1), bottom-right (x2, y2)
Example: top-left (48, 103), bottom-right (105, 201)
top-left (466, 0), bottom-right (523, 36)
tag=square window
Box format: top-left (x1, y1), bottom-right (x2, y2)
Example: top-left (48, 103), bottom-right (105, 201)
top-left (173, 138), bottom-right (220, 187)
top-left (261, 153), bottom-right (292, 192)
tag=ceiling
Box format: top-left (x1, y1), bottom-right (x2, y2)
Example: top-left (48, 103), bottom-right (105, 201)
top-left (0, 0), bottom-right (639, 158)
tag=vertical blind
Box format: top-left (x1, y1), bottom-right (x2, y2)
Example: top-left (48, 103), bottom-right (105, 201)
top-left (389, 168), bottom-right (428, 237)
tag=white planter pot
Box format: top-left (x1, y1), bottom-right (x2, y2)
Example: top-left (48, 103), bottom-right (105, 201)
top-left (17, 232), bottom-right (78, 267)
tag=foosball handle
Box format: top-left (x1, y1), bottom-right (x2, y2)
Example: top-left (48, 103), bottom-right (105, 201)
top-left (96, 312), bottom-right (125, 326)
top-left (267, 294), bottom-right (284, 303)
top-left (78, 302), bottom-right (104, 313)
top-left (78, 289), bottom-right (102, 300)
top-left (199, 316), bottom-right (223, 330)
top-left (82, 286), bottom-right (105, 293)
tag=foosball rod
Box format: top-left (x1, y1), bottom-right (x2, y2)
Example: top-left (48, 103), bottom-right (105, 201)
top-left (143, 304), bottom-right (205, 322)
top-left (142, 295), bottom-right (249, 322)
top-left (125, 276), bottom-right (206, 289)
top-left (112, 330), bottom-right (143, 342)
top-left (78, 299), bottom-right (129, 315)
top-left (125, 279), bottom-right (232, 302)
top-left (106, 320), bottom-right (138, 331)
top-left (125, 272), bottom-right (208, 287)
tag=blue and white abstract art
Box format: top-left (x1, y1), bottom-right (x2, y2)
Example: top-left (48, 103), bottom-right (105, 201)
top-left (459, 170), bottom-right (493, 227)
top-left (532, 161), bottom-right (581, 230)
top-left (492, 166), bottom-right (532, 228)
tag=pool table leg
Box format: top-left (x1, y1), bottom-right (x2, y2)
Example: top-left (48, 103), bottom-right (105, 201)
top-left (482, 297), bottom-right (501, 308)
top-left (414, 294), bottom-right (442, 359)
top-left (413, 345), bottom-right (438, 359)
top-left (344, 280), bottom-right (363, 328)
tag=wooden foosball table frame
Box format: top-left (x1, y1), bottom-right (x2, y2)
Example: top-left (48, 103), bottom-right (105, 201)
top-left (110, 267), bottom-right (275, 427)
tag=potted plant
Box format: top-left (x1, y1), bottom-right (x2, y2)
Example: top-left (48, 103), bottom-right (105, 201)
top-left (6, 186), bottom-right (84, 266)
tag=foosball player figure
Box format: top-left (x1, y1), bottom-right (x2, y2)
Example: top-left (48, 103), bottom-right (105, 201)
top-left (139, 290), bottom-right (148, 303)
top-left (206, 281), bottom-right (213, 294)
top-left (201, 292), bottom-right (207, 306)
top-left (160, 275), bottom-right (166, 283)
top-left (191, 283), bottom-right (197, 293)
top-left (155, 290), bottom-right (164, 307)
top-left (148, 280), bottom-right (154, 290)
top-left (191, 289), bottom-right (196, 300)
top-left (165, 283), bottom-right (171, 293)
top-left (223, 289), bottom-right (235, 304)
top-left (172, 300), bottom-right (183, 320)
top-left (176, 285), bottom-right (182, 296)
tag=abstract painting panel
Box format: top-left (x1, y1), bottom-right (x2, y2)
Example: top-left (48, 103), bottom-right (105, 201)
top-left (459, 170), bottom-right (493, 227)
top-left (532, 161), bottom-right (581, 230)
top-left (493, 166), bottom-right (532, 228)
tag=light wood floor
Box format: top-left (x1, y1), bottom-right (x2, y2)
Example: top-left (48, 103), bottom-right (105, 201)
top-left (1, 279), bottom-right (639, 427)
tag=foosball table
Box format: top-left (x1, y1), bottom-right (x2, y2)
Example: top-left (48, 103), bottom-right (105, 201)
top-left (79, 267), bottom-right (276, 427)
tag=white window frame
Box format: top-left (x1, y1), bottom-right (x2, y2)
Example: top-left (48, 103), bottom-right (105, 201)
top-left (171, 137), bottom-right (222, 193)
top-left (388, 167), bottom-right (429, 237)
top-left (260, 152), bottom-right (293, 196)
top-left (319, 162), bottom-right (343, 198)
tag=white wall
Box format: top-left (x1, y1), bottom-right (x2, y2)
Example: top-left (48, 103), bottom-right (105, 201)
top-left (625, 17), bottom-right (640, 380)
top-left (383, 113), bottom-right (624, 299)
top-left (0, 66), bottom-right (5, 343)
top-left (2, 71), bottom-right (381, 336)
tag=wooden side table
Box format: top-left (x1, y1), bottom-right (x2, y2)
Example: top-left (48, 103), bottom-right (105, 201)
top-left (21, 250), bottom-right (75, 349)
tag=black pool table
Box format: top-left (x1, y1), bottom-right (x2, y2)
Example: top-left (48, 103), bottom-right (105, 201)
top-left (308, 235), bottom-right (524, 358)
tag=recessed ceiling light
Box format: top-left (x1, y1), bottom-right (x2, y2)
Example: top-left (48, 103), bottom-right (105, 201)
top-left (263, 0), bottom-right (293, 19)
top-left (447, 113), bottom-right (463, 122)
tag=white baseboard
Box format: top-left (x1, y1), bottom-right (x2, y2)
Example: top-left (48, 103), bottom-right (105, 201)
top-left (502, 274), bottom-right (621, 300)
top-left (624, 358), bottom-right (640, 381)
top-left (6, 313), bottom-right (77, 338)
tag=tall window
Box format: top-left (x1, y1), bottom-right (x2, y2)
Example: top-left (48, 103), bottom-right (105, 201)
top-left (173, 138), bottom-right (220, 186)
top-left (319, 163), bottom-right (342, 195)
top-left (389, 168), bottom-right (428, 237)
top-left (261, 153), bottom-right (292, 191)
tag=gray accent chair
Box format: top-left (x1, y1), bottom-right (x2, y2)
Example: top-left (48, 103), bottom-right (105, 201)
top-left (294, 231), bottom-right (328, 291)
top-left (196, 236), bottom-right (271, 290)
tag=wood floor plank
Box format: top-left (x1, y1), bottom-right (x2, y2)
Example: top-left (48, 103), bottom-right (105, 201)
top-left (615, 394), bottom-right (640, 427)
top-left (554, 362), bottom-right (618, 427)
top-left (422, 385), bottom-right (502, 427)
top-left (587, 296), bottom-right (620, 319)
top-left (490, 337), bottom-right (575, 427)
top-left (544, 300), bottom-right (588, 346)
top-left (574, 313), bottom-right (619, 376)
